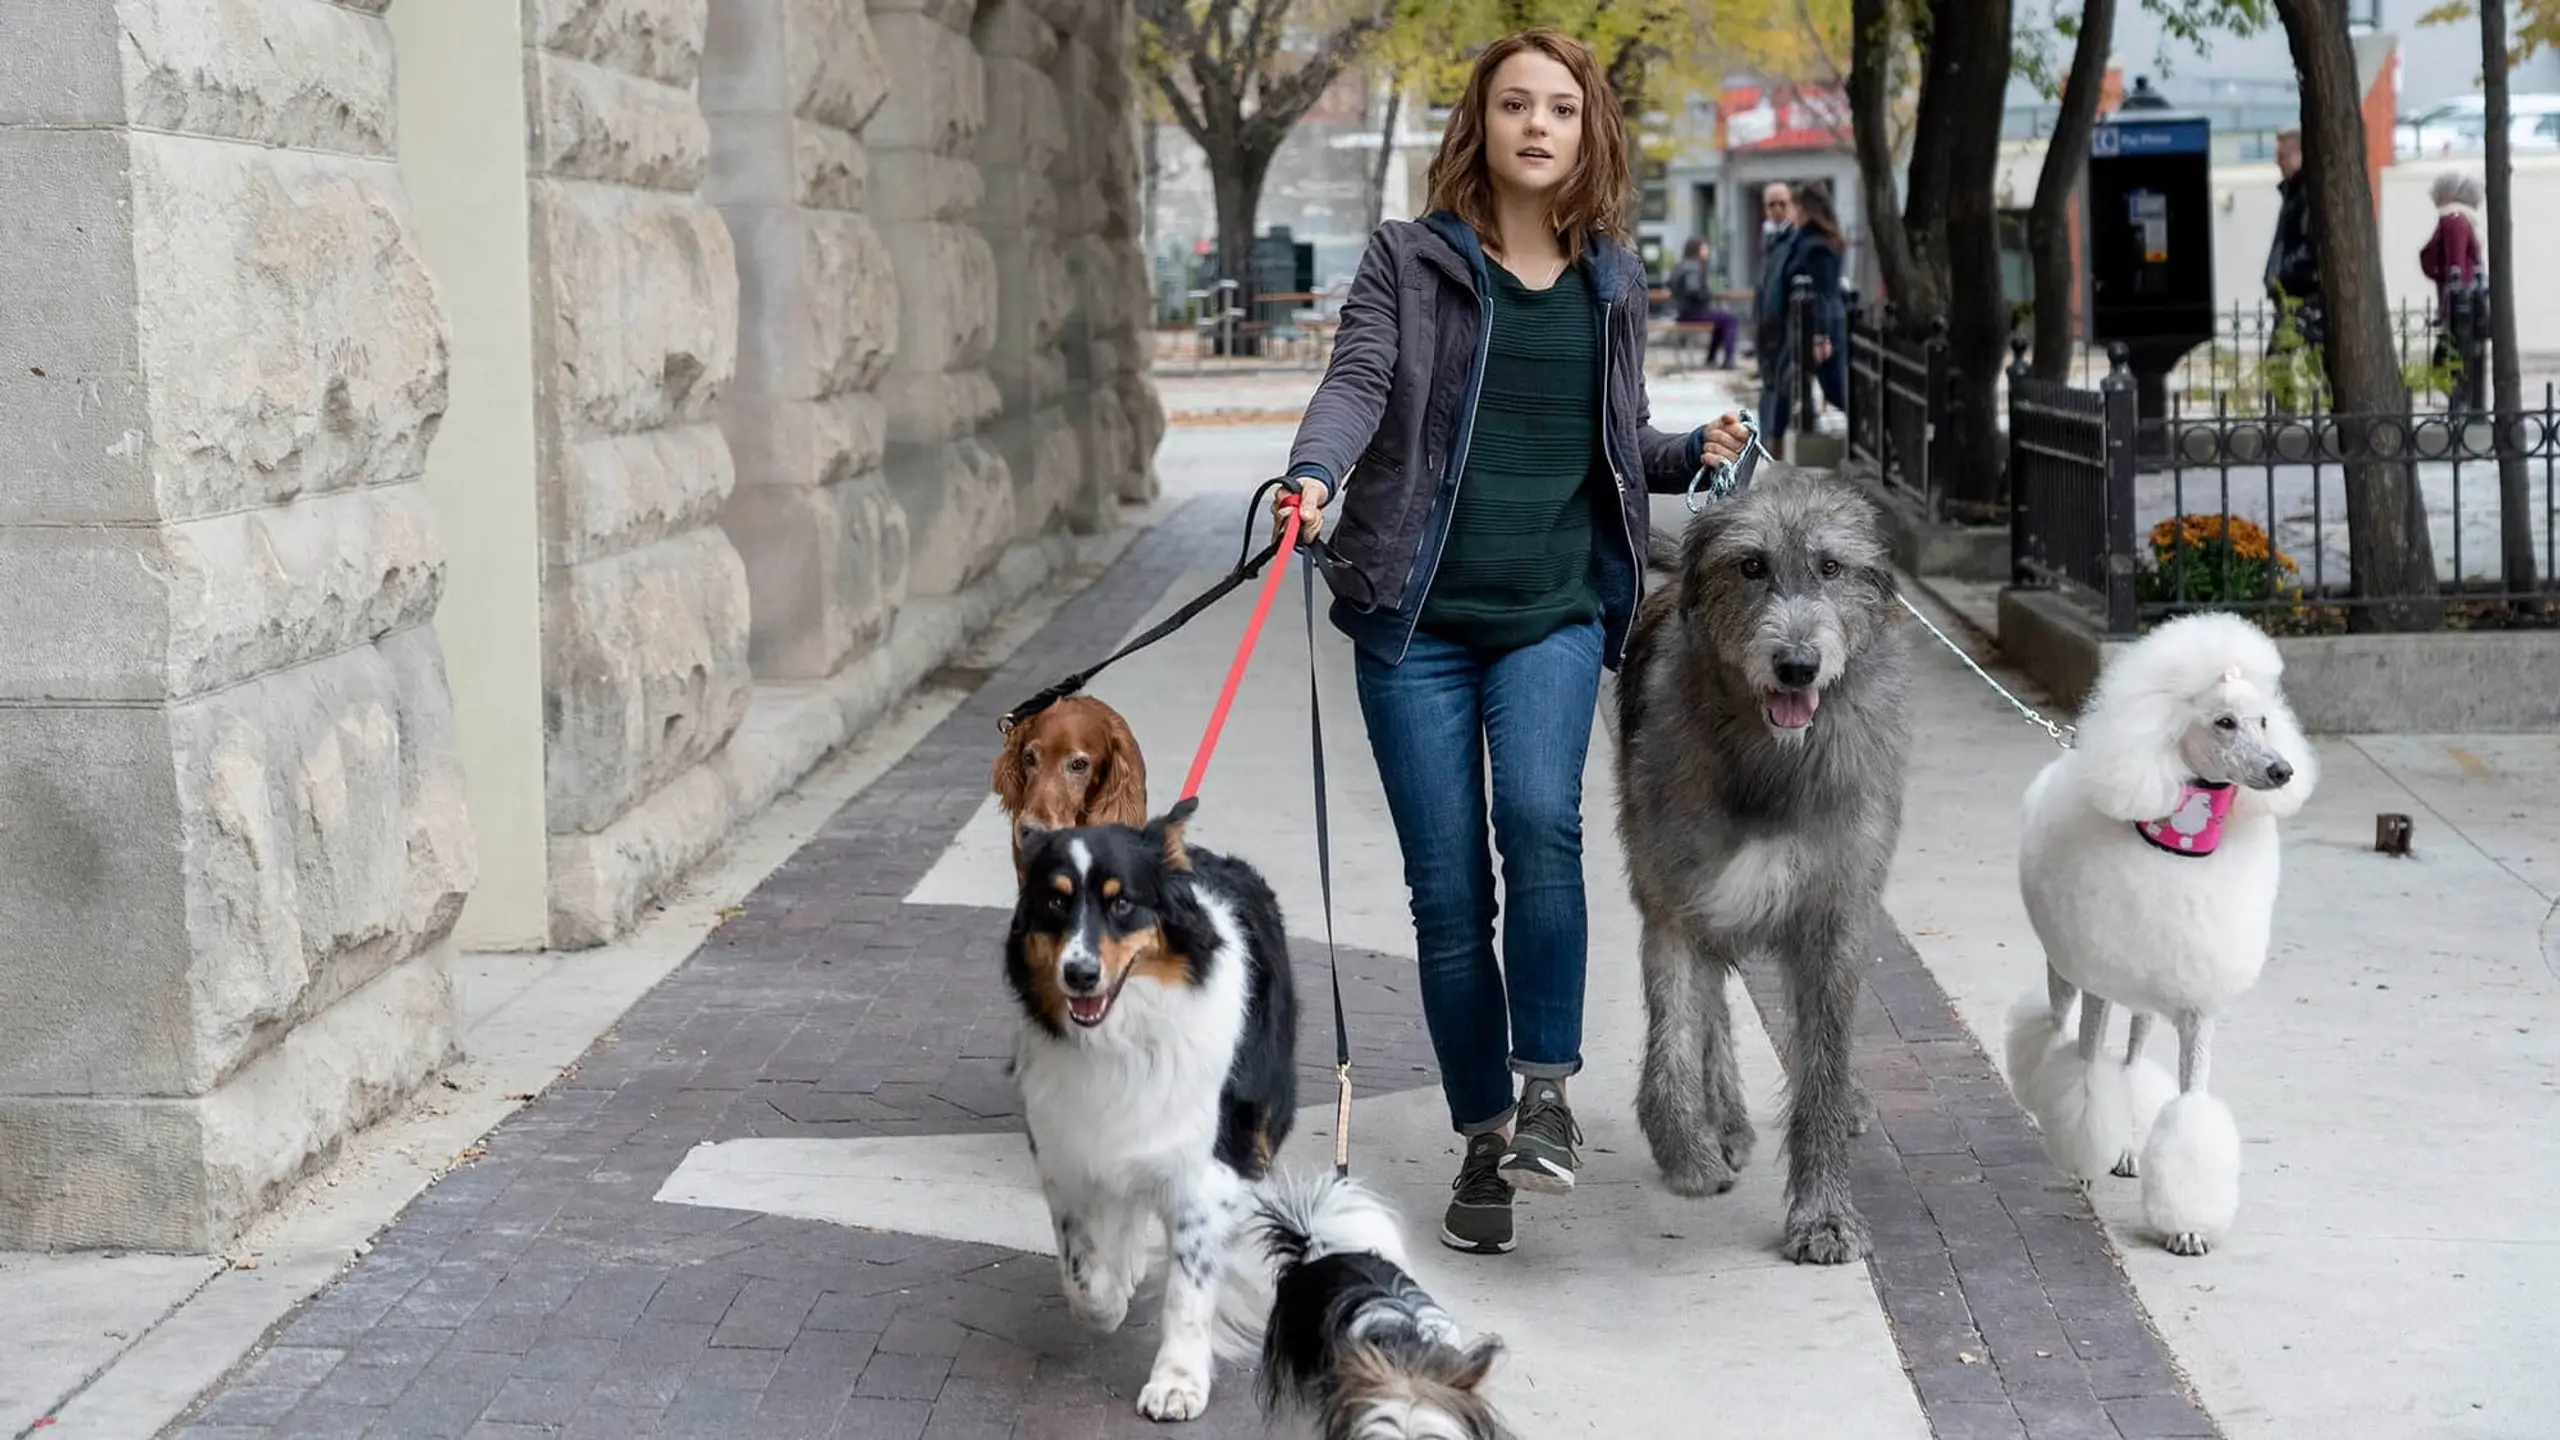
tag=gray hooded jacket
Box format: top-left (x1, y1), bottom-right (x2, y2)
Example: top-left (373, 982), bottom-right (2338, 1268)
top-left (1284, 210), bottom-right (1709, 670)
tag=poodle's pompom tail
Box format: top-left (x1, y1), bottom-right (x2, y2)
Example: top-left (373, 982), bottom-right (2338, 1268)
top-left (2141, 1093), bottom-right (2242, 1250)
top-left (1215, 1171), bottom-right (1411, 1361)
top-left (2009, 997), bottom-right (2135, 1182)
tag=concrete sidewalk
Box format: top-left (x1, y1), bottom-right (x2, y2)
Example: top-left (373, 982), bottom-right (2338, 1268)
top-left (15, 400), bottom-right (2557, 1439)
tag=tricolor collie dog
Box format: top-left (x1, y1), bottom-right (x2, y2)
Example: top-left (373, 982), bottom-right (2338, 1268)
top-left (1247, 1173), bottom-right (1513, 1440)
top-left (2004, 611), bottom-right (2316, 1257)
top-left (1005, 796), bottom-right (1298, 1420)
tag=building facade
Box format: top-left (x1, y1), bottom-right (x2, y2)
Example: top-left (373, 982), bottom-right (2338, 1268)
top-left (0, 0), bottom-right (1161, 1250)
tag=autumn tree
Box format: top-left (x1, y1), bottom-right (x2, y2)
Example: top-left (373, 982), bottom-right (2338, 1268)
top-left (2272, 0), bottom-right (2439, 626)
top-left (1134, 0), bottom-right (1396, 296)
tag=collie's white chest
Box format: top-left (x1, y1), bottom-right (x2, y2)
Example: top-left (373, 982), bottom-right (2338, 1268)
top-left (1013, 908), bottom-right (1251, 1196)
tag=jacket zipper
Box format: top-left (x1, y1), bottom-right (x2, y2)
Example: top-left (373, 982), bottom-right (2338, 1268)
top-left (1392, 256), bottom-right (1496, 666)
top-left (1598, 287), bottom-right (1642, 640)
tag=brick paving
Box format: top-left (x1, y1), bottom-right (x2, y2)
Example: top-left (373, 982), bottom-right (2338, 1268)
top-left (179, 495), bottom-right (2217, 1438)
top-left (1742, 930), bottom-right (2220, 1440)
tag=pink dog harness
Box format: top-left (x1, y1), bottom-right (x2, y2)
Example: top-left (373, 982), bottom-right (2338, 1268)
top-left (2135, 781), bottom-right (2235, 857)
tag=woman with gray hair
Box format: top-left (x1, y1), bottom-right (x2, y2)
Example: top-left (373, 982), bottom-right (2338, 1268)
top-left (2420, 170), bottom-right (2485, 412)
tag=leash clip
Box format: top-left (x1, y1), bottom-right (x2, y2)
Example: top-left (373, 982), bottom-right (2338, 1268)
top-left (1685, 409), bottom-right (1768, 515)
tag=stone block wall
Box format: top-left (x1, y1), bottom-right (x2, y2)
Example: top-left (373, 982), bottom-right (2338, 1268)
top-left (525, 0), bottom-right (756, 944)
top-left (705, 0), bottom-right (909, 681)
top-left (1051, 0), bottom-right (1162, 506)
top-left (868, 0), bottom-right (1014, 597)
top-left (974, 0), bottom-right (1087, 537)
top-left (0, 0), bottom-right (474, 1250)
top-left (0, 0), bottom-right (1165, 1247)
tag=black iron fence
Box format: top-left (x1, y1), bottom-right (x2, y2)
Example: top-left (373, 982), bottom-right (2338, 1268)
top-left (2008, 344), bottom-right (2559, 635)
top-left (1844, 298), bottom-right (1956, 521)
top-left (2009, 349), bottom-right (2138, 633)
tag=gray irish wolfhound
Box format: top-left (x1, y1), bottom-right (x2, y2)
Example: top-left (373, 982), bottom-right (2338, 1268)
top-left (1613, 469), bottom-right (1911, 1264)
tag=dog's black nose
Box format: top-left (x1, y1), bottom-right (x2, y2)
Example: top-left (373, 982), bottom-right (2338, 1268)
top-left (1773, 647), bottom-right (1820, 689)
top-left (1061, 956), bottom-right (1101, 994)
top-left (2266, 759), bottom-right (2293, 786)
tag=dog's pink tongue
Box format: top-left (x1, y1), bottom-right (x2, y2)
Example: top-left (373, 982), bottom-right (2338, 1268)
top-left (1766, 688), bottom-right (1821, 728)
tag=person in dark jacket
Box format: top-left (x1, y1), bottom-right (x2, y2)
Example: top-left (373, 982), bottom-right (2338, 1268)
top-left (1759, 181), bottom-right (1848, 443)
top-left (1273, 26), bottom-right (1749, 1257)
top-left (2264, 128), bottom-right (2323, 346)
top-left (1751, 181), bottom-right (1801, 380)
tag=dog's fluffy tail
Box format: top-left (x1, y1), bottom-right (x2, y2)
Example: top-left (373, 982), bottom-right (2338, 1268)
top-left (1212, 1170), bottom-right (1410, 1361)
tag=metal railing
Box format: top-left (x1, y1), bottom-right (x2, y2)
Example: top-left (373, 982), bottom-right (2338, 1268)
top-left (2008, 342), bottom-right (2560, 635)
top-left (1845, 297), bottom-right (1956, 521)
top-left (2009, 344), bottom-right (2139, 634)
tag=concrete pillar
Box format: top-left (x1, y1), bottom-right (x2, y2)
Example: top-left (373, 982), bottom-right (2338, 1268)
top-left (703, 0), bottom-right (910, 682)
top-left (523, 0), bottom-right (756, 946)
top-left (869, 0), bottom-right (1014, 597)
top-left (0, 0), bottom-right (474, 1249)
top-left (389, 0), bottom-right (552, 951)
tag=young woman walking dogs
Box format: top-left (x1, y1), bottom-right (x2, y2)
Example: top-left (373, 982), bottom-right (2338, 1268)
top-left (1274, 26), bottom-right (1751, 1256)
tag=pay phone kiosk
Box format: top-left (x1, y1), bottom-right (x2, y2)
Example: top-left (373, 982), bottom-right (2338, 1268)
top-left (2084, 78), bottom-right (2215, 456)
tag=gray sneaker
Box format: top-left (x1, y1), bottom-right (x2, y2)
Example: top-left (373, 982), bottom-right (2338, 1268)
top-left (1441, 1132), bottom-right (1515, 1254)
top-left (1501, 1078), bottom-right (1583, 1195)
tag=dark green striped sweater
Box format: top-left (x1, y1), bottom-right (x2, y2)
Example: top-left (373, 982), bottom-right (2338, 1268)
top-left (1418, 260), bottom-right (1606, 651)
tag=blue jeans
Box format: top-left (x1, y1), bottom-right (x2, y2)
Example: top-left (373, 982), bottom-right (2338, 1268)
top-left (1353, 618), bottom-right (1603, 1135)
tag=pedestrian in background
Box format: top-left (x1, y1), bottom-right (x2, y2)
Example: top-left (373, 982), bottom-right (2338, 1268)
top-left (2419, 170), bottom-right (2486, 414)
top-left (1760, 181), bottom-right (1847, 443)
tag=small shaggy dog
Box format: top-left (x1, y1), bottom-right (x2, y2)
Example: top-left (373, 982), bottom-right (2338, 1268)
top-left (2004, 611), bottom-right (2316, 1257)
top-left (1244, 1172), bottom-right (1513, 1440)
top-left (993, 695), bottom-right (1147, 879)
top-left (1005, 796), bottom-right (1298, 1420)
top-left (1616, 470), bottom-right (1912, 1264)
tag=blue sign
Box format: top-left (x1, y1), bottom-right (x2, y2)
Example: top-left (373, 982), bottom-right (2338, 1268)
top-left (2090, 118), bottom-right (2210, 158)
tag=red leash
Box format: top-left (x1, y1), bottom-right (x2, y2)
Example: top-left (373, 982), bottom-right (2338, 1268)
top-left (1179, 503), bottom-right (1303, 801)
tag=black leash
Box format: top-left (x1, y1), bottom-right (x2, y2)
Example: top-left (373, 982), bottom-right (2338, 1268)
top-left (998, 481), bottom-right (1307, 735)
top-left (1302, 553), bottom-right (1352, 1177)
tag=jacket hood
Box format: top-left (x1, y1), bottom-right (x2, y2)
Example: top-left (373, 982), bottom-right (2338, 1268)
top-left (1418, 209), bottom-right (1645, 299)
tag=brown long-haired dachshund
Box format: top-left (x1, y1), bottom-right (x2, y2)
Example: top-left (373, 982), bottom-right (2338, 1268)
top-left (991, 695), bottom-right (1148, 877)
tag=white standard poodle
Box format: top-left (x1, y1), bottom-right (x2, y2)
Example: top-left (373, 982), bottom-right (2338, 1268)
top-left (2003, 611), bottom-right (2317, 1257)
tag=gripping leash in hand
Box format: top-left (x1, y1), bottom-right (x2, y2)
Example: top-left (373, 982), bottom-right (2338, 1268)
top-left (1686, 409), bottom-right (1771, 513)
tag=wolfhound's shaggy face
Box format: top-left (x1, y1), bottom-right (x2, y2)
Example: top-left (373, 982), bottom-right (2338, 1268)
top-left (1671, 476), bottom-right (1902, 740)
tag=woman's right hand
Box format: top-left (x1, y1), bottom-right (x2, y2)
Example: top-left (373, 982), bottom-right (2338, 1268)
top-left (1277, 477), bottom-right (1328, 541)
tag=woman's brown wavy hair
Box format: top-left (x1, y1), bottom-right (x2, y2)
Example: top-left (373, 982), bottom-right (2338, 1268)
top-left (1424, 27), bottom-right (1633, 259)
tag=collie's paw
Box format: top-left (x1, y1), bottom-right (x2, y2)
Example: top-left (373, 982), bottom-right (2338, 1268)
top-left (1064, 1270), bottom-right (1133, 1333)
top-left (2141, 1093), bottom-right (2241, 1255)
top-left (2111, 1150), bottom-right (2141, 1179)
top-left (1781, 1206), bottom-right (1872, 1266)
top-left (1137, 1366), bottom-right (1210, 1421)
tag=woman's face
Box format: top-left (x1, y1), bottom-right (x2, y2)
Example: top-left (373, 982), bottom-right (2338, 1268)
top-left (1482, 48), bottom-right (1584, 201)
